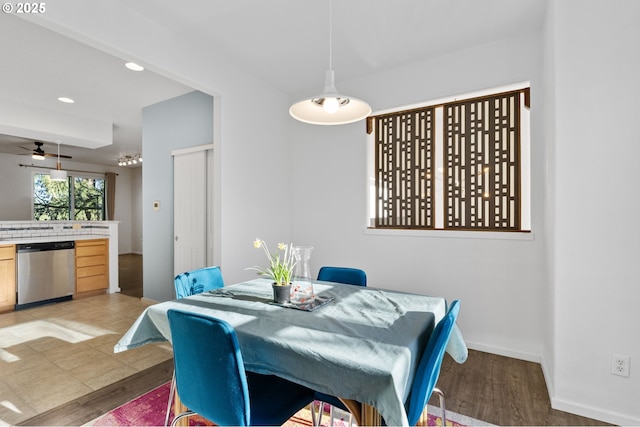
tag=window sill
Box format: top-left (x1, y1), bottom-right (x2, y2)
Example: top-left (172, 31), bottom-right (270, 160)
top-left (363, 227), bottom-right (534, 241)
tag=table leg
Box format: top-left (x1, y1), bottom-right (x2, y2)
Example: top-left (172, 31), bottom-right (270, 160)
top-left (173, 391), bottom-right (190, 427)
top-left (417, 409), bottom-right (429, 426)
top-left (339, 399), bottom-right (383, 426)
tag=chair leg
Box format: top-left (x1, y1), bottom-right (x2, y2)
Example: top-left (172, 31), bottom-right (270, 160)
top-left (311, 400), bottom-right (325, 426)
top-left (326, 402), bottom-right (352, 427)
top-left (329, 402), bottom-right (334, 425)
top-left (311, 399), bottom-right (353, 427)
top-left (170, 411), bottom-right (196, 427)
top-left (433, 387), bottom-right (446, 426)
top-left (164, 371), bottom-right (176, 427)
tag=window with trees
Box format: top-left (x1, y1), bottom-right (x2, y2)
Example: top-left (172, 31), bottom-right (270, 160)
top-left (33, 173), bottom-right (106, 220)
top-left (367, 85), bottom-right (530, 232)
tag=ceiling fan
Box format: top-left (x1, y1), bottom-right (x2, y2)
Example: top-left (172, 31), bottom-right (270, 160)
top-left (20, 141), bottom-right (72, 160)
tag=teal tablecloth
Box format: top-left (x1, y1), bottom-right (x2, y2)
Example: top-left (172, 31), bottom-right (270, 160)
top-left (115, 279), bottom-right (467, 426)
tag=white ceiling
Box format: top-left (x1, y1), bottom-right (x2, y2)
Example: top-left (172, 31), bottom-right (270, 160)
top-left (0, 0), bottom-right (547, 167)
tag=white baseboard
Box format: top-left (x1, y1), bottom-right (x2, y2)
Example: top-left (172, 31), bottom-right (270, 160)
top-left (541, 356), bottom-right (640, 425)
top-left (551, 396), bottom-right (640, 426)
top-left (468, 342), bottom-right (640, 426)
top-left (464, 340), bottom-right (541, 363)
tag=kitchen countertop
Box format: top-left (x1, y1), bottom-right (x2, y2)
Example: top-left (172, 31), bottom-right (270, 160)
top-left (0, 235), bottom-right (109, 245)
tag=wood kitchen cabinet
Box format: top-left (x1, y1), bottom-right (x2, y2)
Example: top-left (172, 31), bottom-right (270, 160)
top-left (0, 244), bottom-right (16, 312)
top-left (75, 239), bottom-right (109, 296)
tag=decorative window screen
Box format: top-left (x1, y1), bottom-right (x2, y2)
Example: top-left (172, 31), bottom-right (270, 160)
top-left (369, 88), bottom-right (525, 231)
top-left (373, 107), bottom-right (436, 229)
top-left (444, 92), bottom-right (521, 230)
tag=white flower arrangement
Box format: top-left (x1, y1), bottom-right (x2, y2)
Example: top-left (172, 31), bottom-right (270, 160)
top-left (246, 238), bottom-right (296, 286)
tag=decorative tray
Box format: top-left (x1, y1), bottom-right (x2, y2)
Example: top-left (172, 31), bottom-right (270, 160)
top-left (272, 295), bottom-right (335, 312)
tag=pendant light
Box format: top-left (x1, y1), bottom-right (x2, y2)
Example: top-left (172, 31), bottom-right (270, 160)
top-left (50, 143), bottom-right (68, 181)
top-left (289, 0), bottom-right (371, 125)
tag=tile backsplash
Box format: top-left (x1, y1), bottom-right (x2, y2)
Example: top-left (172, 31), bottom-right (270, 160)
top-left (0, 220), bottom-right (111, 240)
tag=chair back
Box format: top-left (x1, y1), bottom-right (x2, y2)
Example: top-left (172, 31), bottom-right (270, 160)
top-left (174, 266), bottom-right (224, 298)
top-left (168, 309), bottom-right (251, 426)
top-left (405, 300), bottom-right (460, 426)
top-left (317, 266), bottom-right (367, 287)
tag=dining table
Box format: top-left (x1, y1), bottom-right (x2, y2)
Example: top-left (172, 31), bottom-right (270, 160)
top-left (115, 278), bottom-right (467, 426)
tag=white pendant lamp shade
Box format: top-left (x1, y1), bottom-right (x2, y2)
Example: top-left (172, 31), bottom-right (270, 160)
top-left (289, 0), bottom-right (371, 125)
top-left (50, 143), bottom-right (67, 181)
top-left (289, 70), bottom-right (371, 125)
top-left (50, 165), bottom-right (67, 181)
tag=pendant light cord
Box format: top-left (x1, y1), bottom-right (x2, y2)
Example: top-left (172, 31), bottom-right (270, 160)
top-left (328, 0), bottom-right (333, 72)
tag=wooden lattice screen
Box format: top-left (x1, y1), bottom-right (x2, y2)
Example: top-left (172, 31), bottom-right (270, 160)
top-left (443, 91), bottom-right (521, 230)
top-left (374, 107), bottom-right (435, 228)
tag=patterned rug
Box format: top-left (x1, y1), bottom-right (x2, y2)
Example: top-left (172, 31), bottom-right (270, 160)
top-left (86, 381), bottom-right (489, 426)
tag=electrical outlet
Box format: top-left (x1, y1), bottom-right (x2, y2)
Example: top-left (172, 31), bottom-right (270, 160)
top-left (611, 354), bottom-right (630, 377)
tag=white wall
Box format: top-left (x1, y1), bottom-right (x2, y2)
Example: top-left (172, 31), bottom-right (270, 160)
top-left (0, 153), bottom-right (35, 218)
top-left (0, 152), bottom-right (135, 254)
top-left (142, 91), bottom-right (213, 302)
top-left (291, 33), bottom-right (547, 361)
top-left (549, 1), bottom-right (640, 424)
top-left (540, 0), bottom-right (557, 405)
top-left (130, 167), bottom-right (143, 254)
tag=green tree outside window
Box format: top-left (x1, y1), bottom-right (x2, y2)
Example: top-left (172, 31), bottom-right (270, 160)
top-left (33, 173), bottom-right (105, 221)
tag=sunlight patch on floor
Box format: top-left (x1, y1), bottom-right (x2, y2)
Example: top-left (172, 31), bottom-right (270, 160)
top-left (0, 400), bottom-right (21, 414)
top-left (0, 319), bottom-right (113, 362)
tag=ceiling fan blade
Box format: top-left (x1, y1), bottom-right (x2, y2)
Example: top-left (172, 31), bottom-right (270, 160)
top-left (43, 152), bottom-right (72, 159)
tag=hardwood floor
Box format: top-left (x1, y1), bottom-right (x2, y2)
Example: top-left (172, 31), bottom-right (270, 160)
top-left (118, 253), bottom-right (143, 298)
top-left (434, 349), bottom-right (611, 426)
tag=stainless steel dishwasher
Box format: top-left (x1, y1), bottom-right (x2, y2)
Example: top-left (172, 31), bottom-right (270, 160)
top-left (16, 241), bottom-right (75, 309)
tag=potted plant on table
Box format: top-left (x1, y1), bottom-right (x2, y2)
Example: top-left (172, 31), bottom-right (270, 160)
top-left (246, 238), bottom-right (296, 303)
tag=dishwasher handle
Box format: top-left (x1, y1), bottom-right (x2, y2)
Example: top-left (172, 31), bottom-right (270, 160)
top-left (16, 241), bottom-right (75, 253)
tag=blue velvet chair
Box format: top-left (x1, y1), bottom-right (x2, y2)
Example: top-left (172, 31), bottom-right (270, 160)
top-left (173, 265), bottom-right (224, 298)
top-left (405, 300), bottom-right (460, 426)
top-left (317, 266), bottom-right (367, 287)
top-left (165, 266), bottom-right (225, 426)
top-left (312, 266), bottom-right (367, 426)
top-left (167, 309), bottom-right (315, 426)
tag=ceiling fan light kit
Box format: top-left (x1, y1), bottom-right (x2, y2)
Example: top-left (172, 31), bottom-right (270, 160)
top-left (23, 141), bottom-right (73, 160)
top-left (289, 0), bottom-right (371, 125)
top-left (31, 141), bottom-right (46, 160)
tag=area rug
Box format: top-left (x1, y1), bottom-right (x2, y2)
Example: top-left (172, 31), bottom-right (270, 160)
top-left (86, 381), bottom-right (489, 426)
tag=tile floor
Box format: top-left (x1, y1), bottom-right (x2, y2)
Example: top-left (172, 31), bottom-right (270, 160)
top-left (0, 293), bottom-right (172, 426)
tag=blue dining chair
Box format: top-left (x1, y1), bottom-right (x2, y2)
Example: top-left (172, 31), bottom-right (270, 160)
top-left (317, 266), bottom-right (367, 287)
top-left (312, 266), bottom-right (367, 426)
top-left (167, 309), bottom-right (315, 426)
top-left (405, 299), bottom-right (460, 426)
top-left (173, 265), bottom-right (224, 298)
top-left (165, 266), bottom-right (225, 426)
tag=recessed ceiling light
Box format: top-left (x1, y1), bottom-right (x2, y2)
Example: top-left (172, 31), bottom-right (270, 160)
top-left (58, 97), bottom-right (75, 103)
top-left (125, 62), bottom-right (144, 71)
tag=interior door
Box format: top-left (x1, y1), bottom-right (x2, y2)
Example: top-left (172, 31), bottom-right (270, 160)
top-left (173, 150), bottom-right (207, 276)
